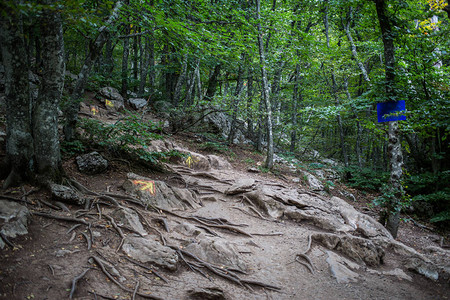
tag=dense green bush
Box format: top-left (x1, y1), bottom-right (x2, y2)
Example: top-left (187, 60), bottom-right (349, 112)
top-left (77, 113), bottom-right (183, 165)
top-left (342, 166), bottom-right (389, 191)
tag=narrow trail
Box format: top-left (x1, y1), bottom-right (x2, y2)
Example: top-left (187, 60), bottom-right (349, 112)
top-left (0, 140), bottom-right (449, 300)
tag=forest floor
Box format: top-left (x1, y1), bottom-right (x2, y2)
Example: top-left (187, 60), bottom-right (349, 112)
top-left (0, 104), bottom-right (449, 300)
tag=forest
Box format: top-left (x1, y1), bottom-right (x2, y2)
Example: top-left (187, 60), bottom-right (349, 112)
top-left (1, 0), bottom-right (450, 249)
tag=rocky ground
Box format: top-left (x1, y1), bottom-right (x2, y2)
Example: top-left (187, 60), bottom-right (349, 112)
top-left (0, 95), bottom-right (449, 300)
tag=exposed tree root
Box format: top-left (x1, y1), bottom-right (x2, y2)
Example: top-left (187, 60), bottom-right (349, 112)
top-left (294, 235), bottom-right (314, 274)
top-left (89, 256), bottom-right (164, 300)
top-left (69, 267), bottom-right (91, 299)
top-left (32, 211), bottom-right (90, 225)
top-left (122, 256), bottom-right (169, 284)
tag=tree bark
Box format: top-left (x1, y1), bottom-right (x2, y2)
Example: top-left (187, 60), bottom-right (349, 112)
top-left (228, 54), bottom-right (246, 144)
top-left (173, 53), bottom-right (188, 107)
top-left (205, 63), bottom-right (221, 101)
top-left (247, 70), bottom-right (254, 139)
top-left (63, 0), bottom-right (123, 141)
top-left (33, 3), bottom-right (65, 182)
top-left (290, 64), bottom-right (301, 153)
top-left (256, 0), bottom-right (274, 169)
top-left (375, 0), bottom-right (403, 238)
top-left (0, 6), bottom-right (34, 187)
top-left (121, 24), bottom-right (131, 97)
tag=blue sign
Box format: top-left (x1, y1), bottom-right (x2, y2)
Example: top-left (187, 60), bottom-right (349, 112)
top-left (377, 100), bottom-right (406, 123)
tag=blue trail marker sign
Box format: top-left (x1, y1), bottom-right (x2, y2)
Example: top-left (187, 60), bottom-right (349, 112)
top-left (377, 100), bottom-right (406, 123)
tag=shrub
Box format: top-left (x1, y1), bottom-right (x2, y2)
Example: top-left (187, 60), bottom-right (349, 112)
top-left (342, 166), bottom-right (389, 191)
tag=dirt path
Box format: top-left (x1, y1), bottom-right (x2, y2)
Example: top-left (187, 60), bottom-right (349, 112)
top-left (1, 145), bottom-right (449, 300)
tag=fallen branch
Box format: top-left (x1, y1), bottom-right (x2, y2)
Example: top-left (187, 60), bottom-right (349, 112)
top-left (90, 256), bottom-right (164, 300)
top-left (69, 267), bottom-right (91, 299)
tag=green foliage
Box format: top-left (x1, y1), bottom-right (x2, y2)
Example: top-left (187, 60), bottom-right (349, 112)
top-left (342, 166), bottom-right (389, 191)
top-left (61, 140), bottom-right (85, 157)
top-left (78, 113), bottom-right (179, 165)
top-left (373, 183), bottom-right (411, 213)
top-left (199, 141), bottom-right (229, 153)
top-left (430, 210), bottom-right (450, 223)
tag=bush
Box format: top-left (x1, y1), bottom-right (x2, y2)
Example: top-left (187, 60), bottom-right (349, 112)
top-left (342, 166), bottom-right (389, 191)
top-left (78, 112), bottom-right (181, 165)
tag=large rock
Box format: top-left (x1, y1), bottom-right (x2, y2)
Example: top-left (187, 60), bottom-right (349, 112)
top-left (207, 155), bottom-right (232, 170)
top-left (184, 234), bottom-right (247, 272)
top-left (128, 98), bottom-right (147, 110)
top-left (201, 110), bottom-right (249, 144)
top-left (122, 235), bottom-right (178, 270)
top-left (98, 87), bottom-right (124, 111)
top-left (0, 201), bottom-right (30, 249)
top-left (123, 173), bottom-right (201, 210)
top-left (76, 151), bottom-right (108, 175)
top-left (301, 171), bottom-right (324, 191)
top-left (50, 184), bottom-right (83, 205)
top-left (111, 207), bottom-right (147, 236)
top-left (225, 178), bottom-right (255, 195)
top-left (312, 233), bottom-right (385, 266)
top-left (326, 251), bottom-right (360, 283)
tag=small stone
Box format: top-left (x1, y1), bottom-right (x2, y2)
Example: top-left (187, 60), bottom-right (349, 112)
top-left (187, 287), bottom-right (227, 300)
top-left (76, 151), bottom-right (108, 175)
top-left (247, 167), bottom-right (260, 173)
top-left (50, 184), bottom-right (83, 205)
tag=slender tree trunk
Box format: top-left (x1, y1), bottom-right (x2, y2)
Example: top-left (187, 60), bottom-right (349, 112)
top-left (32, 3), bottom-right (65, 182)
top-left (344, 77), bottom-right (362, 168)
top-left (228, 54), bottom-right (246, 144)
top-left (0, 7), bottom-right (34, 187)
top-left (104, 36), bottom-right (114, 76)
top-left (247, 70), bottom-right (254, 139)
top-left (185, 58), bottom-right (199, 108)
top-left (256, 0), bottom-right (274, 169)
top-left (173, 53), bottom-right (188, 107)
top-left (121, 25), bottom-right (131, 97)
top-left (138, 36), bottom-right (150, 96)
top-left (63, 0), bottom-right (123, 141)
top-left (205, 63), bottom-right (221, 101)
top-left (324, 1), bottom-right (348, 167)
top-left (375, 0), bottom-right (403, 238)
top-left (133, 28), bottom-right (139, 92)
top-left (290, 64), bottom-right (301, 153)
top-left (195, 62), bottom-right (202, 103)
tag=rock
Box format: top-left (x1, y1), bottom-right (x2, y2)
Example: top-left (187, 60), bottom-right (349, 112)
top-left (312, 233), bottom-right (384, 266)
top-left (301, 171), bottom-right (324, 191)
top-left (122, 235), bottom-right (178, 270)
top-left (225, 178), bottom-right (255, 195)
top-left (292, 178), bottom-right (300, 183)
top-left (315, 170), bottom-right (326, 180)
top-left (367, 268), bottom-right (412, 281)
top-left (340, 190), bottom-right (356, 202)
top-left (129, 98), bottom-right (147, 110)
top-left (76, 151), bottom-right (108, 175)
top-left (98, 87), bottom-right (124, 111)
top-left (50, 184), bottom-right (83, 205)
top-left (207, 155), bottom-right (232, 170)
top-left (187, 287), bottom-right (227, 300)
top-left (321, 158), bottom-right (339, 166)
top-left (0, 201), bottom-right (30, 249)
top-left (91, 257), bottom-right (126, 282)
top-left (0, 130), bottom-right (6, 143)
top-left (173, 222), bottom-right (202, 237)
top-left (184, 234), bottom-right (246, 272)
top-left (123, 173), bottom-right (201, 210)
top-left (326, 251), bottom-right (360, 283)
top-left (405, 257), bottom-right (439, 281)
top-left (146, 139), bottom-right (176, 153)
top-left (244, 189), bottom-right (285, 219)
top-left (201, 110), bottom-right (249, 144)
top-left (247, 167), bottom-right (260, 173)
top-left (111, 207), bottom-right (147, 236)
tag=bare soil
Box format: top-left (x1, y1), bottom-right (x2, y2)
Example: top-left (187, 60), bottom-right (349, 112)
top-left (0, 105), bottom-right (449, 300)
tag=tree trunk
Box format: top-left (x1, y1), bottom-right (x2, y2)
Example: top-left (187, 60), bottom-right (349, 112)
top-left (0, 8), bottom-right (34, 187)
top-left (32, 3), bottom-right (65, 182)
top-left (133, 28), bottom-right (139, 92)
top-left (375, 0), bottom-right (403, 238)
top-left (256, 0), bottom-right (274, 169)
top-left (247, 70), bottom-right (254, 139)
top-left (63, 0), bottom-right (123, 141)
top-left (104, 36), bottom-right (114, 76)
top-left (195, 61), bottom-right (202, 103)
top-left (324, 1), bottom-right (348, 167)
top-left (173, 53), bottom-right (188, 107)
top-left (290, 64), bottom-right (301, 153)
top-left (344, 77), bottom-right (362, 168)
top-left (185, 58), bottom-right (199, 108)
top-left (228, 55), bottom-right (246, 144)
top-left (205, 63), bottom-right (221, 101)
top-left (121, 24), bottom-right (131, 97)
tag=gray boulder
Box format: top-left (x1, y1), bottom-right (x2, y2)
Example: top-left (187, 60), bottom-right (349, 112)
top-left (98, 87), bottom-right (124, 111)
top-left (0, 201), bottom-right (30, 249)
top-left (50, 184), bottom-right (83, 205)
top-left (129, 98), bottom-right (147, 110)
top-left (225, 178), bottom-right (255, 195)
top-left (76, 151), bottom-right (108, 175)
top-left (111, 207), bottom-right (147, 236)
top-left (301, 171), bottom-right (324, 191)
top-left (122, 235), bottom-right (178, 270)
